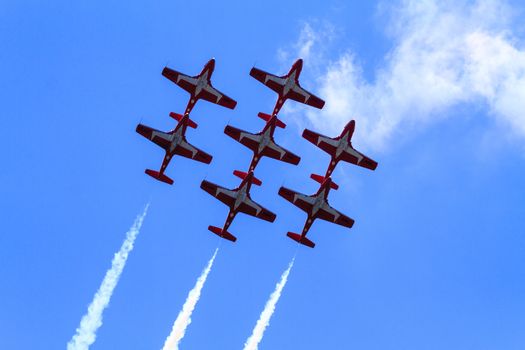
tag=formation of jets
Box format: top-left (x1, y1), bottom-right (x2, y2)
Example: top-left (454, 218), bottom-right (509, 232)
top-left (136, 58), bottom-right (377, 248)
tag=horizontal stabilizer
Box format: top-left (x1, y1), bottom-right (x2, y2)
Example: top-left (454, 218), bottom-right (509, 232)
top-left (257, 112), bottom-right (286, 128)
top-left (287, 232), bottom-right (315, 248)
top-left (233, 170), bottom-right (262, 186)
top-left (169, 112), bottom-right (197, 129)
top-left (145, 169), bottom-right (174, 185)
top-left (208, 226), bottom-right (237, 242)
top-left (310, 174), bottom-right (338, 190)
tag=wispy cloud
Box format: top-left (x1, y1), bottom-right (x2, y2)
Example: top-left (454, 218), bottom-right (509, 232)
top-left (67, 204), bottom-right (149, 350)
top-left (283, 0), bottom-right (525, 150)
top-left (161, 248), bottom-right (218, 350)
top-left (243, 257), bottom-right (295, 350)
top-left (277, 21), bottom-right (336, 72)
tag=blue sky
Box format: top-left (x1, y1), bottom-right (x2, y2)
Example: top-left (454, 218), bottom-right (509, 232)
top-left (1, 0), bottom-right (525, 349)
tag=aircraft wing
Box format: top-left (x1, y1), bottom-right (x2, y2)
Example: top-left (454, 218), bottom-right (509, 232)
top-left (278, 187), bottom-right (315, 213)
top-left (249, 67), bottom-right (286, 94)
top-left (174, 140), bottom-right (212, 164)
top-left (238, 197), bottom-right (276, 223)
top-left (302, 129), bottom-right (338, 155)
top-left (200, 180), bottom-right (236, 207)
top-left (262, 141), bottom-right (301, 165)
top-left (224, 126), bottom-right (261, 151)
top-left (317, 202), bottom-right (354, 228)
top-left (162, 67), bottom-right (198, 94)
top-left (289, 84), bottom-right (325, 109)
top-left (340, 147), bottom-right (378, 171)
top-left (199, 84), bottom-right (237, 109)
top-left (136, 124), bottom-right (171, 151)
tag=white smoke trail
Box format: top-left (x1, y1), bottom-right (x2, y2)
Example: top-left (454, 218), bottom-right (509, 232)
top-left (162, 248), bottom-right (218, 350)
top-left (67, 204), bottom-right (149, 350)
top-left (244, 257), bottom-right (295, 350)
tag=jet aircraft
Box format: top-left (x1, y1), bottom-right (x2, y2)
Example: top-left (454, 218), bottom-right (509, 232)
top-left (224, 112), bottom-right (301, 172)
top-left (200, 170), bottom-right (276, 242)
top-left (162, 58), bottom-right (237, 114)
top-left (250, 58), bottom-right (325, 115)
top-left (278, 174), bottom-right (354, 248)
top-left (136, 112), bottom-right (212, 185)
top-left (303, 120), bottom-right (378, 177)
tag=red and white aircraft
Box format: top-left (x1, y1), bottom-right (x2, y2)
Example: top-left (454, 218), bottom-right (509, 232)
top-left (136, 112), bottom-right (212, 185)
top-left (303, 120), bottom-right (378, 177)
top-left (278, 174), bottom-right (354, 248)
top-left (224, 112), bottom-right (301, 172)
top-left (200, 170), bottom-right (276, 242)
top-left (250, 58), bottom-right (325, 116)
top-left (162, 58), bottom-right (237, 115)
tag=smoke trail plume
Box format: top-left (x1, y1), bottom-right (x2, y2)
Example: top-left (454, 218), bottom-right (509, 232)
top-left (162, 248), bottom-right (218, 350)
top-left (244, 257), bottom-right (295, 350)
top-left (67, 204), bottom-right (149, 350)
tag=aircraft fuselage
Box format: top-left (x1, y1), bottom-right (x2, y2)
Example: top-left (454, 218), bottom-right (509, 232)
top-left (194, 71), bottom-right (209, 96)
top-left (283, 71), bottom-right (297, 96)
top-left (257, 127), bottom-right (273, 153)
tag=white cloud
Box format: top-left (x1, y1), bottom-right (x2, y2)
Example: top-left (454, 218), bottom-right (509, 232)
top-left (278, 21), bottom-right (336, 74)
top-left (283, 0), bottom-right (525, 151)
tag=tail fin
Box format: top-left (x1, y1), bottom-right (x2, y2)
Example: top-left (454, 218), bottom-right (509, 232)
top-left (258, 112), bottom-right (286, 129)
top-left (208, 225), bottom-right (237, 242)
top-left (310, 174), bottom-right (338, 190)
top-left (145, 169), bottom-right (174, 185)
top-left (169, 112), bottom-right (198, 129)
top-left (233, 170), bottom-right (262, 186)
top-left (287, 232), bottom-right (315, 248)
